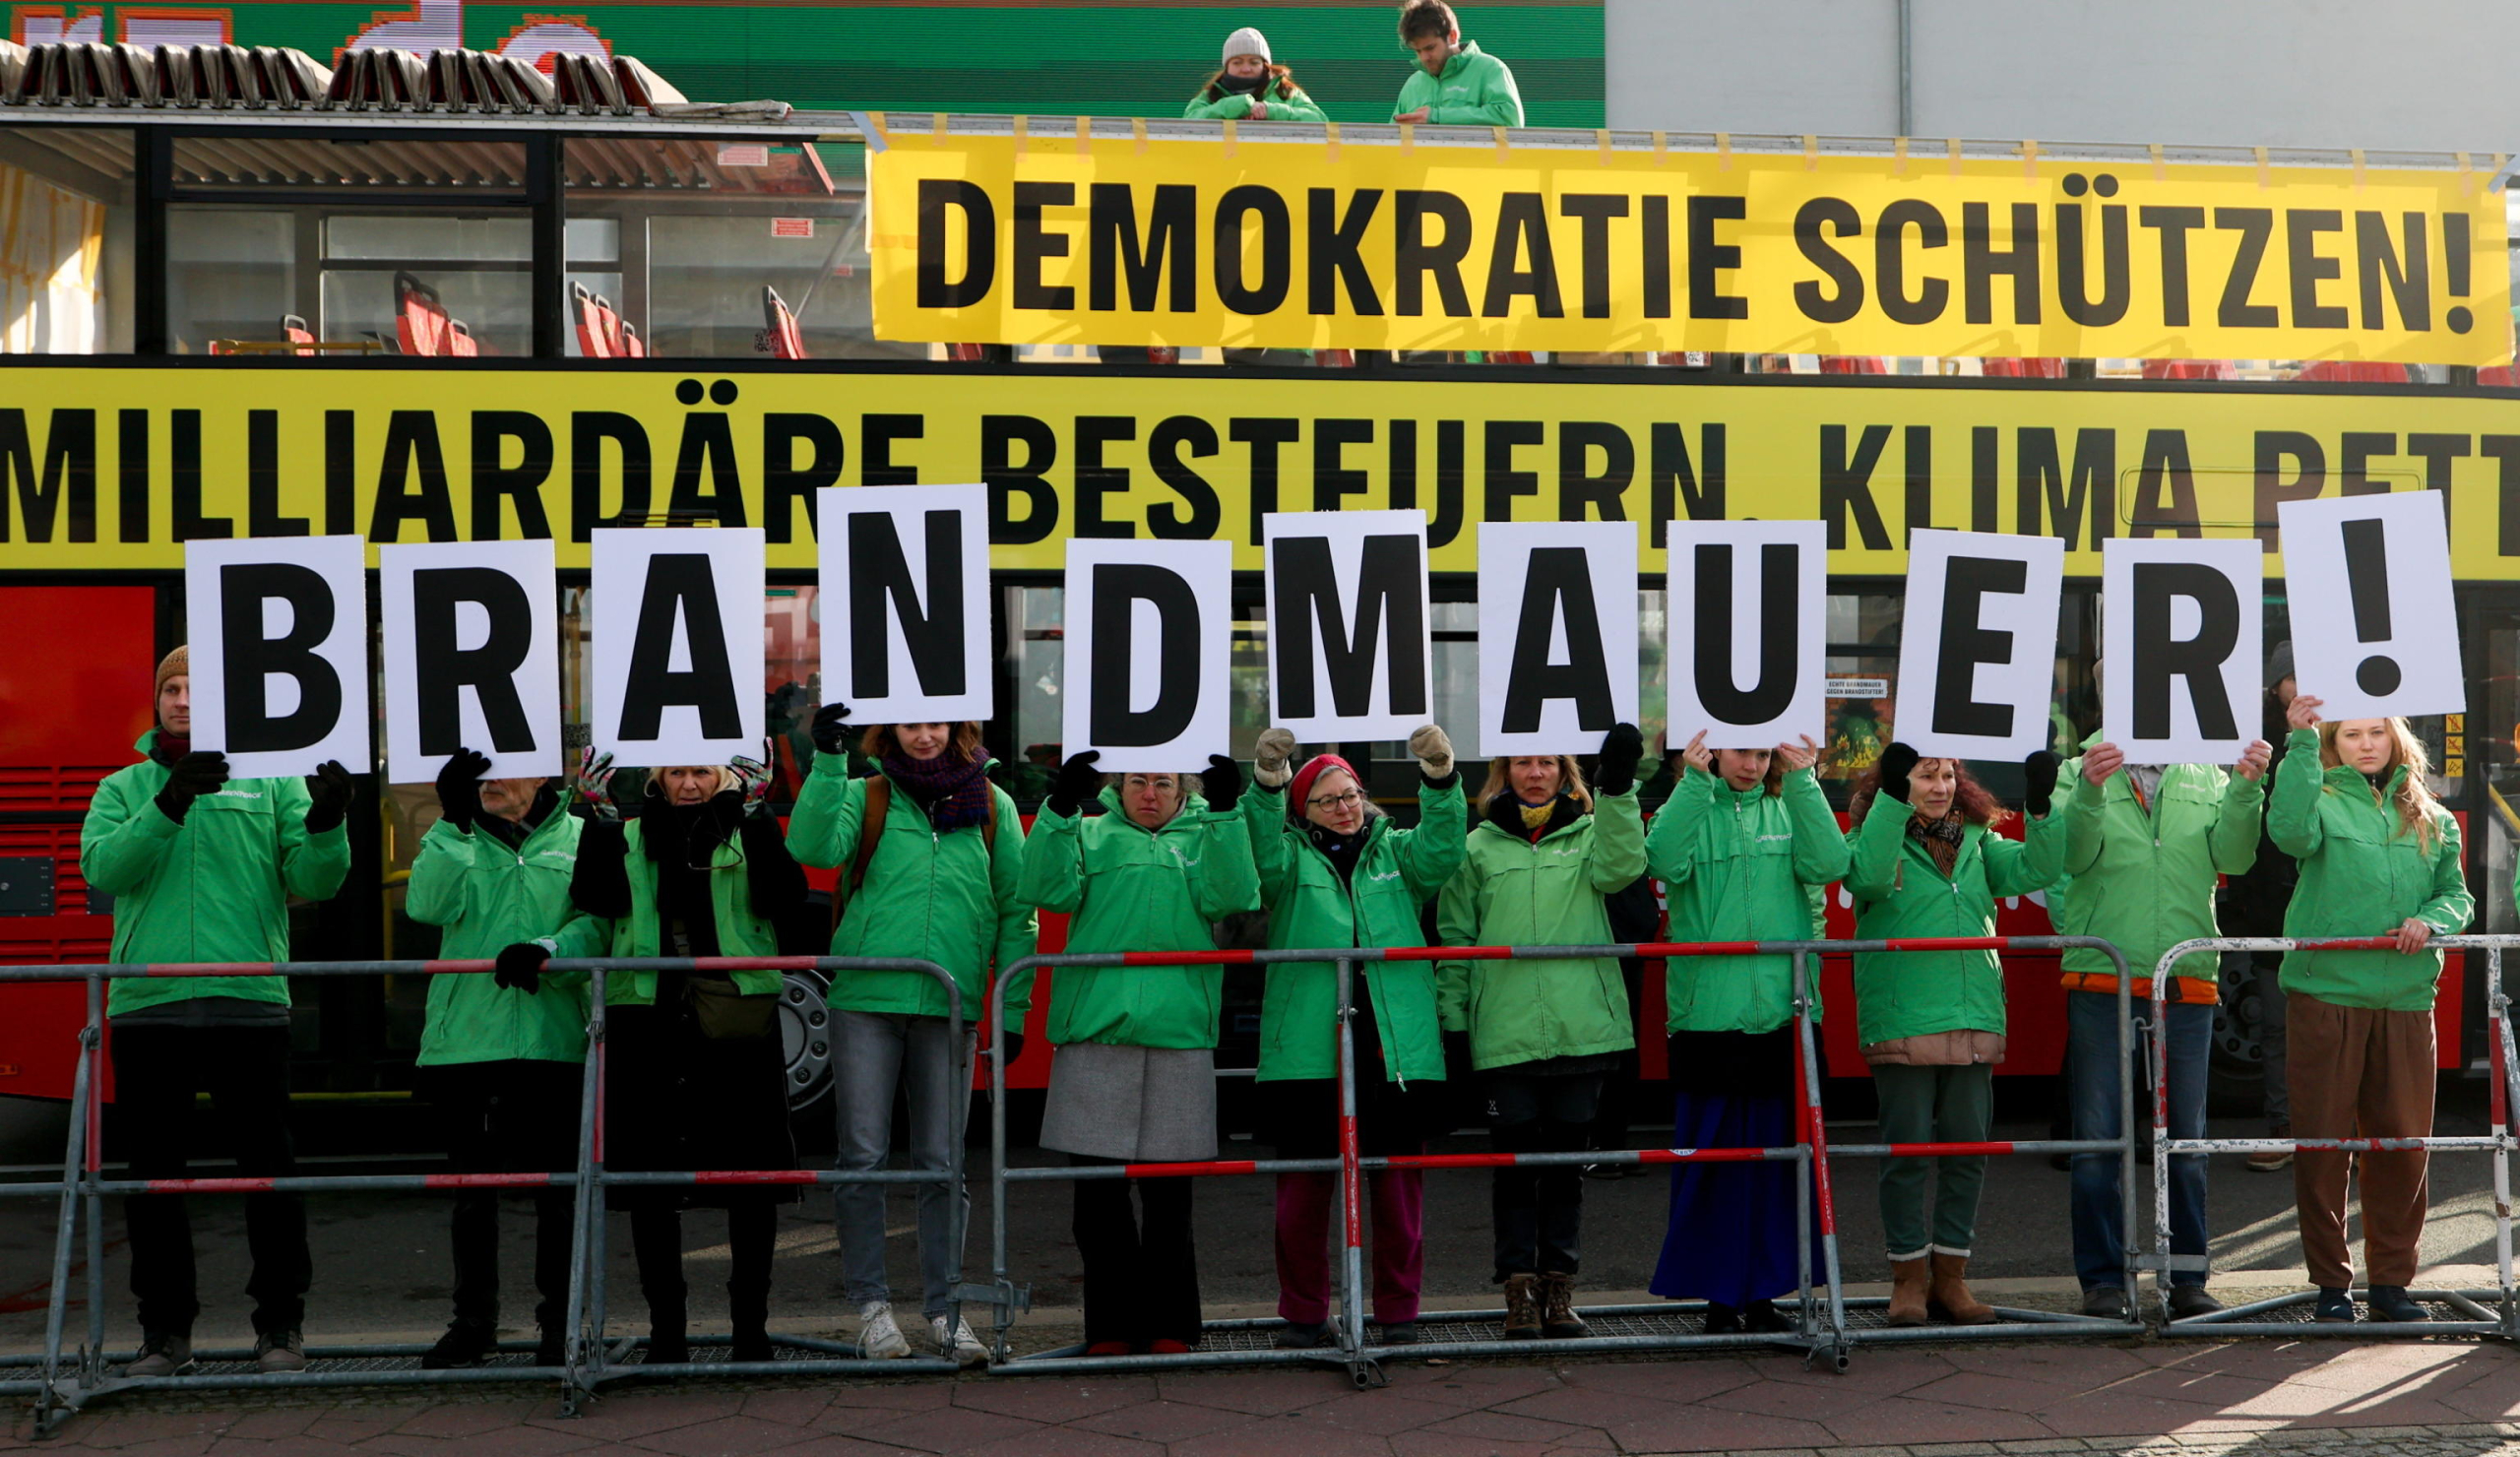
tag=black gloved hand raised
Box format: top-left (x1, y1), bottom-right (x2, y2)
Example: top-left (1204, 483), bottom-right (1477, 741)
top-left (996, 1031), bottom-right (1027, 1071)
top-left (1592, 723), bottom-right (1645, 797)
top-left (303, 760), bottom-right (354, 833)
top-left (1201, 754), bottom-right (1242, 807)
top-left (154, 750), bottom-right (229, 824)
top-left (1875, 742), bottom-right (1920, 804)
top-left (810, 702), bottom-right (853, 757)
top-left (494, 941), bottom-right (549, 994)
top-left (434, 747), bottom-right (490, 833)
top-left (1046, 751), bottom-right (1103, 816)
top-left (2023, 749), bottom-right (2062, 817)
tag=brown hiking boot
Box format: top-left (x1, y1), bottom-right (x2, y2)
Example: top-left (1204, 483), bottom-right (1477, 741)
top-left (1540, 1273), bottom-right (1588, 1340)
top-left (1927, 1252), bottom-right (1996, 1324)
top-left (1886, 1258), bottom-right (1931, 1326)
top-left (1500, 1274), bottom-right (1542, 1341)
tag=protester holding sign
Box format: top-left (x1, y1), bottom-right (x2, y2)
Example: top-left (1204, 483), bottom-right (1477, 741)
top-left (1643, 732), bottom-right (1846, 1334)
top-left (507, 762), bottom-right (806, 1363)
top-left (2052, 729), bottom-right (2270, 1322)
top-left (1244, 725), bottom-right (1467, 1350)
top-left (1843, 743), bottom-right (2063, 1327)
top-left (80, 647), bottom-right (352, 1379)
top-left (787, 709), bottom-right (1032, 1365)
top-left (1436, 726), bottom-right (1647, 1342)
top-left (2270, 699), bottom-right (2473, 1324)
top-left (406, 749), bottom-right (591, 1370)
top-left (1391, 0), bottom-right (1523, 125)
top-left (1183, 28), bottom-right (1326, 122)
top-left (1015, 752), bottom-right (1259, 1355)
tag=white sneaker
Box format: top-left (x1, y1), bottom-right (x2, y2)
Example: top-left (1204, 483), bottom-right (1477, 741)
top-left (930, 1313), bottom-right (987, 1366)
top-left (857, 1300), bottom-right (911, 1360)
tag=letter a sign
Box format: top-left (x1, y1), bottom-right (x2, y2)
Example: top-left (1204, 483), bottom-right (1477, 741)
top-left (592, 528), bottom-right (766, 766)
top-left (1476, 521), bottom-right (1639, 756)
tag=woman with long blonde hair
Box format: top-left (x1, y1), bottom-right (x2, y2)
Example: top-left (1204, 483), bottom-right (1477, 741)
top-left (2270, 699), bottom-right (2473, 1324)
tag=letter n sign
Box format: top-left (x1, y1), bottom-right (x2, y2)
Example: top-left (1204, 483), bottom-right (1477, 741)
top-left (818, 484), bottom-right (994, 724)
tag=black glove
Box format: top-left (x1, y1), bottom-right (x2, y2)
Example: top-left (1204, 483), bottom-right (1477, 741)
top-left (996, 1032), bottom-right (1027, 1070)
top-left (303, 760), bottom-right (354, 834)
top-left (434, 747), bottom-right (489, 833)
top-left (1876, 742), bottom-right (1920, 804)
top-left (1442, 1029), bottom-right (1476, 1085)
top-left (1201, 754), bottom-right (1242, 807)
top-left (2024, 749), bottom-right (2062, 817)
top-left (494, 941), bottom-right (549, 994)
top-left (810, 702), bottom-right (853, 757)
top-left (154, 750), bottom-right (229, 824)
top-left (1593, 723), bottom-right (1645, 797)
top-left (1047, 751), bottom-right (1103, 816)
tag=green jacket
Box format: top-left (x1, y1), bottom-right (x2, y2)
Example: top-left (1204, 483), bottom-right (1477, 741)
top-left (406, 796), bottom-right (592, 1066)
top-left (550, 816), bottom-right (785, 1007)
top-left (82, 730), bottom-right (352, 1016)
top-left (1014, 788), bottom-right (1261, 1049)
top-left (1436, 789), bottom-right (1647, 1071)
top-left (1647, 767), bottom-right (1849, 1035)
top-left (1393, 40), bottom-right (1524, 126)
top-left (787, 753), bottom-right (1035, 1023)
top-left (1842, 792), bottom-right (2064, 1046)
top-left (1246, 777), bottom-right (1467, 1084)
top-left (1183, 80), bottom-right (1326, 123)
top-left (2268, 728), bottom-right (2473, 1010)
top-left (2054, 737), bottom-right (2262, 998)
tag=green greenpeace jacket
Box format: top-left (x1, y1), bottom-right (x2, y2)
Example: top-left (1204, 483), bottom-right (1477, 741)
top-left (1842, 792), bottom-right (2064, 1046)
top-left (1436, 788), bottom-right (1647, 1071)
top-left (2054, 736), bottom-right (2262, 1000)
top-left (82, 729), bottom-right (352, 1016)
top-left (1245, 776), bottom-right (1467, 1084)
top-left (2268, 728), bottom-right (2473, 1010)
top-left (1647, 767), bottom-right (1849, 1035)
top-left (406, 795), bottom-right (592, 1066)
top-left (1182, 81), bottom-right (1327, 122)
top-left (1393, 40), bottom-right (1524, 126)
top-left (549, 815), bottom-right (785, 1007)
top-left (787, 753), bottom-right (1035, 1023)
top-left (1013, 787), bottom-right (1261, 1049)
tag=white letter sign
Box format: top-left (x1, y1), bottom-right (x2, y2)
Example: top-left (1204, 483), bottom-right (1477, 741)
top-left (2100, 538), bottom-right (2261, 766)
top-left (1667, 520), bottom-right (1826, 750)
top-left (184, 535), bottom-right (371, 778)
top-left (592, 527), bottom-right (766, 767)
top-left (1264, 509), bottom-right (1432, 741)
top-left (2279, 490), bottom-right (2464, 719)
top-left (380, 540), bottom-right (561, 786)
top-left (1476, 521), bottom-right (1638, 757)
top-left (1892, 529), bottom-right (2064, 760)
top-left (1062, 538), bottom-right (1231, 771)
top-left (817, 483), bottom-right (993, 724)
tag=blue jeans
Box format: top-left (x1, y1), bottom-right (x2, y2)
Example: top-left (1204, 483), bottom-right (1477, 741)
top-left (2068, 990), bottom-right (2210, 1291)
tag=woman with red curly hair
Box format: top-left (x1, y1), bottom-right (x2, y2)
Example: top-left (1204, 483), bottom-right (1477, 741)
top-left (1844, 743), bottom-right (2062, 1328)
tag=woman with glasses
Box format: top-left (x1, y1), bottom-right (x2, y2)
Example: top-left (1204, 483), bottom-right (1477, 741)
top-left (1014, 751), bottom-right (1260, 1355)
top-left (1243, 726), bottom-right (1465, 1349)
top-left (1436, 725), bottom-right (1648, 1342)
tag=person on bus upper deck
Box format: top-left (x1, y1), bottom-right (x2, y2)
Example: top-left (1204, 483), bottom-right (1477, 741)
top-left (79, 646), bottom-right (353, 1378)
top-left (1391, 0), bottom-right (1524, 126)
top-left (2271, 698), bottom-right (2472, 1325)
top-left (1437, 726), bottom-right (1647, 1343)
top-left (505, 758), bottom-right (806, 1364)
top-left (406, 747), bottom-right (592, 1370)
top-left (1013, 752), bottom-right (1260, 1356)
top-left (1243, 726), bottom-right (1466, 1350)
top-left (2226, 643), bottom-right (2301, 1172)
top-left (2053, 724), bottom-right (2271, 1323)
top-left (785, 709), bottom-right (1032, 1366)
top-left (1644, 731), bottom-right (1846, 1335)
top-left (1843, 743), bottom-right (2063, 1328)
top-left (1184, 28), bottom-right (1326, 123)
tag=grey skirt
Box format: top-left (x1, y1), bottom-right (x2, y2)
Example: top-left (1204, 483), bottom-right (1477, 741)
top-left (1039, 1042), bottom-right (1218, 1163)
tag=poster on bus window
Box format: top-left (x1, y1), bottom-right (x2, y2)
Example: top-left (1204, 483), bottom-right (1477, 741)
top-left (2099, 538), bottom-right (2261, 766)
top-left (183, 535), bottom-right (371, 779)
top-left (590, 527), bottom-right (766, 768)
top-left (2279, 490), bottom-right (2465, 720)
top-left (1263, 509), bottom-right (1432, 743)
top-left (1475, 521), bottom-right (1638, 757)
top-left (817, 484), bottom-right (993, 726)
top-left (378, 540), bottom-right (561, 786)
top-left (1060, 538), bottom-right (1231, 772)
top-left (1891, 530), bottom-right (2063, 761)
top-left (1667, 520), bottom-right (1827, 751)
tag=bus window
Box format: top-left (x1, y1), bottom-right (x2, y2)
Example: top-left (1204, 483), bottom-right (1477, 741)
top-left (323, 216), bottom-right (533, 358)
top-left (0, 125), bottom-right (132, 353)
top-left (170, 209), bottom-right (293, 354)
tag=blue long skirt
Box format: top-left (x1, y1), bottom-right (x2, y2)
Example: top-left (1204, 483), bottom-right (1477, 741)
top-left (1647, 1089), bottom-right (1826, 1307)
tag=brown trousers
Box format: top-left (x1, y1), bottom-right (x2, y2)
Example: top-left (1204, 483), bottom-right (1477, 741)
top-left (2287, 992), bottom-right (2436, 1289)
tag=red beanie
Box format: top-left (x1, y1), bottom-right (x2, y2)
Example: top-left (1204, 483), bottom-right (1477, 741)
top-left (1289, 753), bottom-right (1358, 808)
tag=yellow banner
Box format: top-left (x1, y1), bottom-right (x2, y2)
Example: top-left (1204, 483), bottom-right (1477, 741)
top-left (865, 135), bottom-right (2512, 365)
top-left (7, 366), bottom-right (2520, 576)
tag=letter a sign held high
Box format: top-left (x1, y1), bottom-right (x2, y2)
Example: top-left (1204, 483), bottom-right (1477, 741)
top-left (1892, 530), bottom-right (2064, 760)
top-left (1667, 521), bottom-right (1827, 749)
top-left (2100, 538), bottom-right (2260, 766)
top-left (817, 484), bottom-right (993, 724)
top-left (1477, 521), bottom-right (1638, 756)
top-left (379, 540), bottom-right (562, 785)
top-left (1063, 538), bottom-right (1232, 770)
top-left (592, 528), bottom-right (766, 767)
top-left (185, 535), bottom-right (371, 778)
top-left (1265, 510), bottom-right (1432, 742)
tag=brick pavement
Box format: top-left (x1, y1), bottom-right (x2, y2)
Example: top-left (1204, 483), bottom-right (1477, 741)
top-left (19, 1339), bottom-right (2520, 1456)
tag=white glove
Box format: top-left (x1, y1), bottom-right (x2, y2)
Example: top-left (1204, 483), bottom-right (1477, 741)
top-left (1254, 727), bottom-right (1297, 789)
top-left (1409, 724), bottom-right (1455, 781)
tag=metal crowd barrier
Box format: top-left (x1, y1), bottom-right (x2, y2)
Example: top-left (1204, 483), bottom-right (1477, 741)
top-left (2147, 935), bottom-right (2520, 1338)
top-left (0, 953), bottom-right (966, 1434)
top-left (982, 934), bottom-right (2144, 1389)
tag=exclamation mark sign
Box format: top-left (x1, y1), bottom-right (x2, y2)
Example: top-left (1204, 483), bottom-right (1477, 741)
top-left (2445, 213), bottom-right (2474, 335)
top-left (2343, 517), bottom-right (2402, 695)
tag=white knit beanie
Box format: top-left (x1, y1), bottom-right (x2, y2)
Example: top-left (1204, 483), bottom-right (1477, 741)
top-left (1222, 26), bottom-right (1271, 65)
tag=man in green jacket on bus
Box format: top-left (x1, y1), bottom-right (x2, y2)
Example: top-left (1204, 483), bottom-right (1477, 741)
top-left (79, 647), bottom-right (354, 1378)
top-left (1392, 0), bottom-right (1525, 126)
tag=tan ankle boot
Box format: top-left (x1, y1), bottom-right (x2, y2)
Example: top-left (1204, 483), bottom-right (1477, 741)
top-left (1540, 1272), bottom-right (1588, 1340)
top-left (1927, 1252), bottom-right (1996, 1324)
top-left (1500, 1274), bottom-right (1542, 1340)
top-left (1886, 1258), bottom-right (1930, 1326)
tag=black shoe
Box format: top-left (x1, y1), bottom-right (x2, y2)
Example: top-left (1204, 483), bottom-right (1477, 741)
top-left (1700, 1302), bottom-right (1744, 1334)
top-left (2080, 1286), bottom-right (2132, 1320)
top-left (2168, 1286), bottom-right (2224, 1320)
top-left (125, 1331), bottom-right (197, 1379)
top-left (1273, 1320), bottom-right (1333, 1350)
top-left (421, 1320), bottom-right (494, 1369)
top-left (645, 1329), bottom-right (689, 1363)
top-left (729, 1329), bottom-right (774, 1362)
top-left (1376, 1322), bottom-right (1418, 1346)
top-left (535, 1328), bottom-right (566, 1367)
top-left (1741, 1299), bottom-right (1795, 1334)
top-left (2313, 1287), bottom-right (2356, 1322)
top-left (2366, 1286), bottom-right (2429, 1323)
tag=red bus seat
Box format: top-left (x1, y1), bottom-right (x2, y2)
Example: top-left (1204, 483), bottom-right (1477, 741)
top-left (2297, 359), bottom-right (2410, 383)
top-left (762, 285), bottom-right (806, 360)
top-left (1819, 355), bottom-right (1890, 374)
top-left (572, 283), bottom-right (614, 358)
top-left (395, 272), bottom-right (454, 357)
top-left (2143, 359), bottom-right (2237, 380)
top-left (619, 320), bottom-right (646, 358)
top-left (1979, 356), bottom-right (2068, 378)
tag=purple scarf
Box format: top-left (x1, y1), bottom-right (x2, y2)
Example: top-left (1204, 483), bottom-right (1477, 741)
top-left (883, 747), bottom-right (995, 833)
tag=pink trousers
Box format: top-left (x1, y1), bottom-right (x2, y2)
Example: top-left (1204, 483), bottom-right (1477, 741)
top-left (1274, 1171), bottom-right (1424, 1324)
